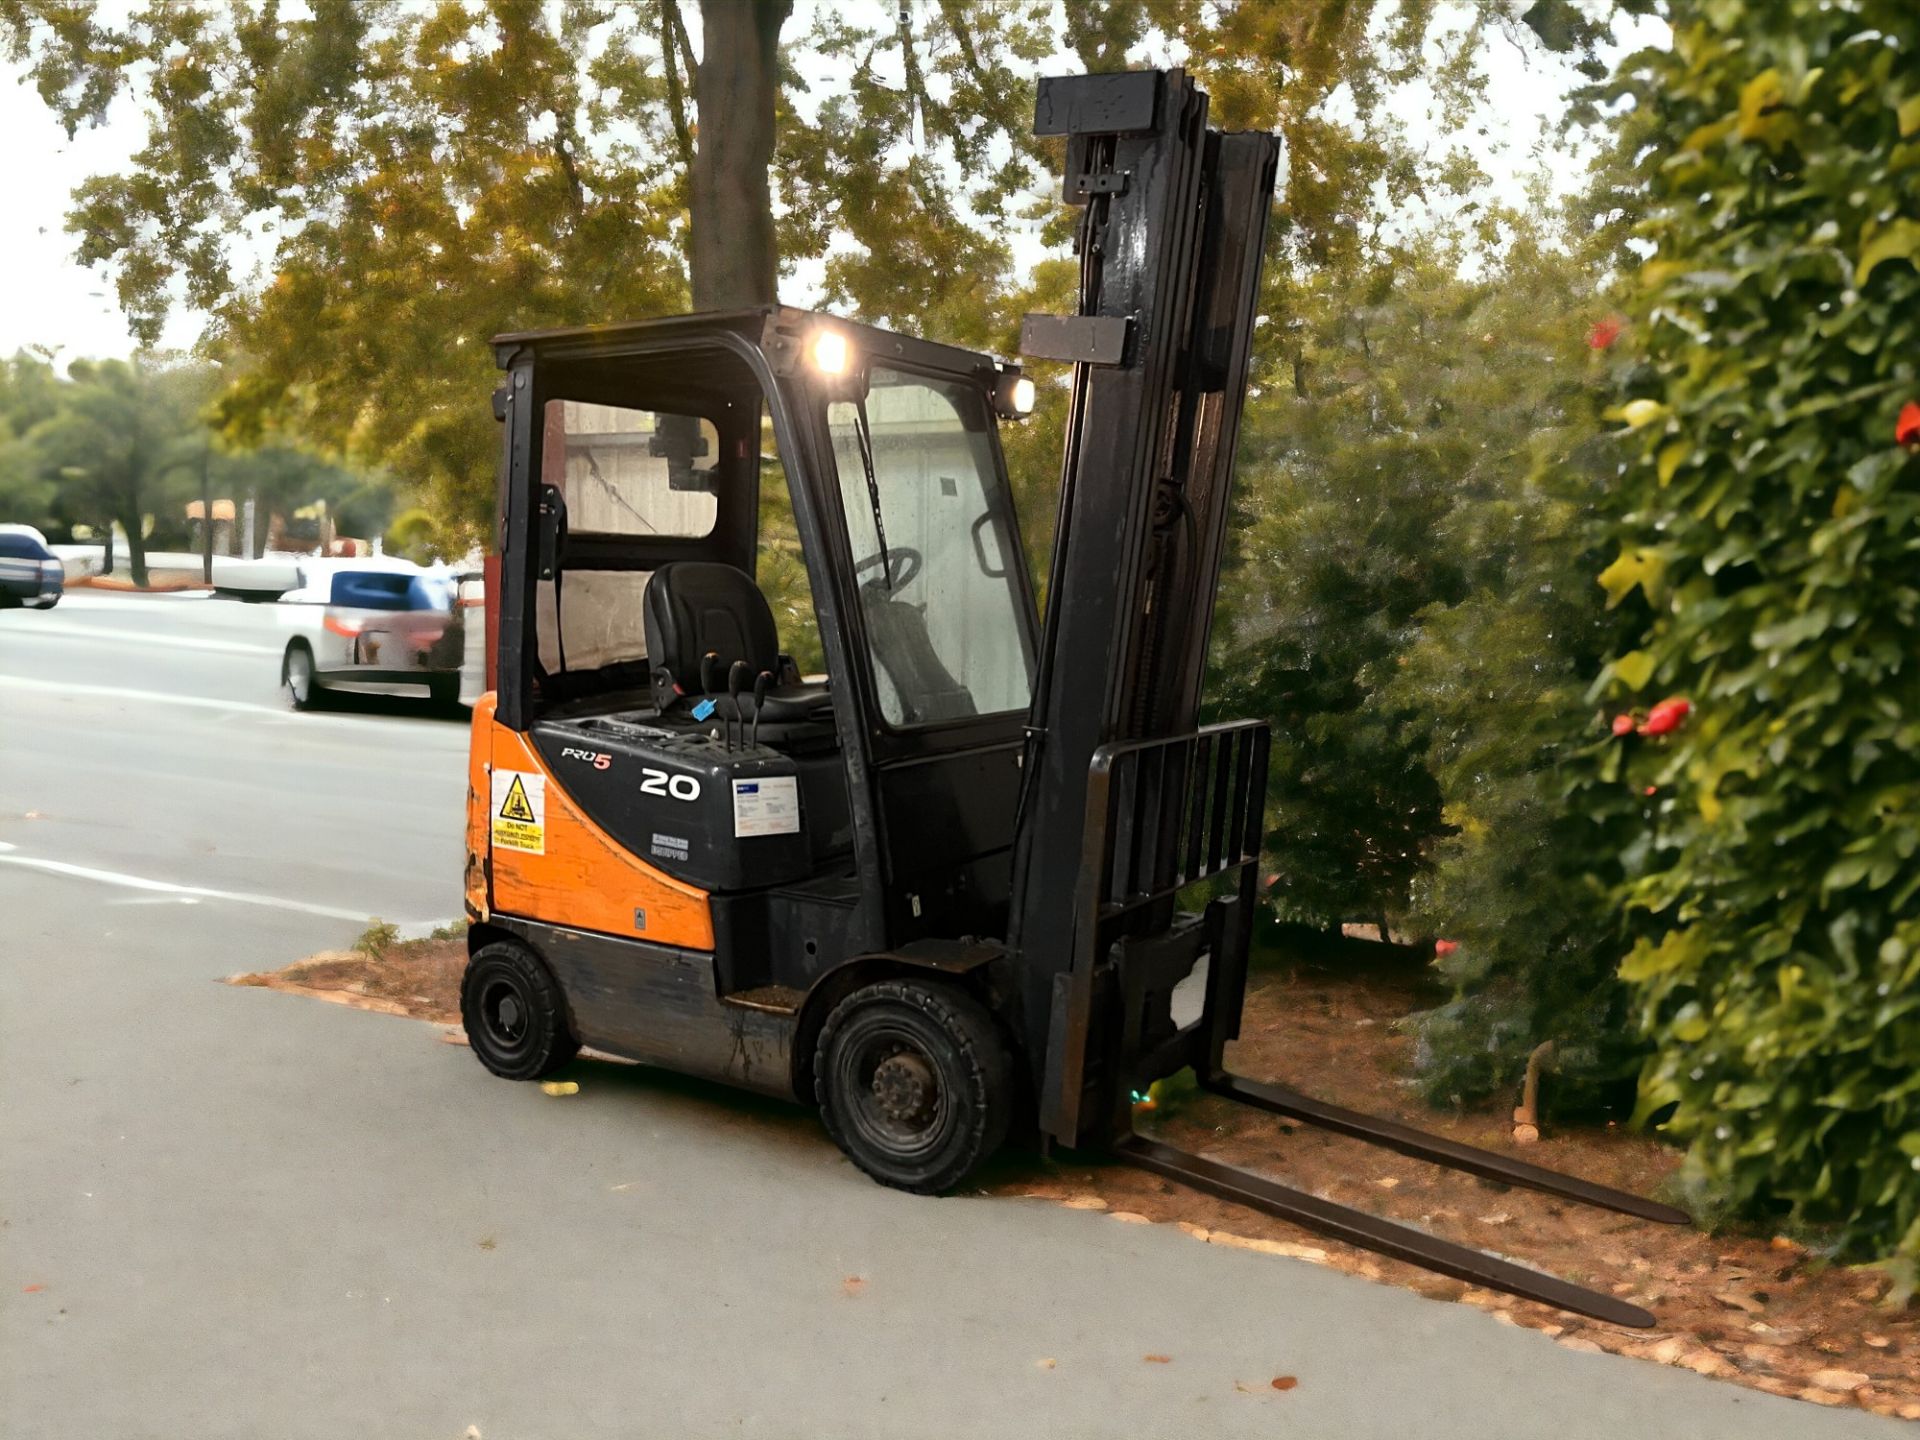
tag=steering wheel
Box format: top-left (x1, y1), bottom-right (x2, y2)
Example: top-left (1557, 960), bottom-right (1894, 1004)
top-left (854, 546), bottom-right (923, 593)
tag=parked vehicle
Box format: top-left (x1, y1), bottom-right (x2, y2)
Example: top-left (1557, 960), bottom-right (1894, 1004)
top-left (0, 525), bottom-right (65, 609)
top-left (276, 557), bottom-right (464, 710)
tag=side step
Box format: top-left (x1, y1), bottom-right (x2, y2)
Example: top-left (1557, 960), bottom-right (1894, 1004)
top-left (1116, 1135), bottom-right (1658, 1329)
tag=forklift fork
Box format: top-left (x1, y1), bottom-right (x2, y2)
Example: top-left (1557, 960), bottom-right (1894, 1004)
top-left (1058, 722), bottom-right (1685, 1328)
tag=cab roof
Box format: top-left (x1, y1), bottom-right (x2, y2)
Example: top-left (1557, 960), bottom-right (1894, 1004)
top-left (490, 305), bottom-right (1016, 382)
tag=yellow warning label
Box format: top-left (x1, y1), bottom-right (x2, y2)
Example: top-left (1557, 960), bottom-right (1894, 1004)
top-left (491, 769), bottom-right (545, 854)
top-left (499, 775), bottom-right (536, 822)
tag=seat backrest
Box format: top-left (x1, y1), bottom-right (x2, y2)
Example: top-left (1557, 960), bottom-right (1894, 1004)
top-left (644, 562), bottom-right (781, 706)
top-left (860, 585), bottom-right (978, 725)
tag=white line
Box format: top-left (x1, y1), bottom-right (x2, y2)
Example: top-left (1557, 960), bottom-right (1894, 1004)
top-left (0, 852), bottom-right (447, 927)
top-left (0, 676), bottom-right (473, 754)
top-left (0, 673), bottom-right (287, 717)
top-left (1, 622), bottom-right (280, 656)
top-left (52, 589), bottom-right (215, 607)
top-left (0, 674), bottom-right (471, 740)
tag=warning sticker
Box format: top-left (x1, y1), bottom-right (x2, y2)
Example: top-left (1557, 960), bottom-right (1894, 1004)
top-left (732, 776), bottom-right (801, 837)
top-left (491, 769), bottom-right (546, 854)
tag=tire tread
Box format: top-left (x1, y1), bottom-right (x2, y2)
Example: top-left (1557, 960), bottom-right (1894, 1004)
top-left (814, 979), bottom-right (1012, 1195)
top-left (460, 941), bottom-right (580, 1081)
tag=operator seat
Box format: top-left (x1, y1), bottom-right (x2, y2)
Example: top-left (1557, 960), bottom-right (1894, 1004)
top-left (644, 561), bottom-right (831, 732)
top-left (859, 582), bottom-right (977, 725)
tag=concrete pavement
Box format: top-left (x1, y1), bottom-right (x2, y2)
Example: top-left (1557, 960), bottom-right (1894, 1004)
top-left (0, 594), bottom-right (1900, 1438)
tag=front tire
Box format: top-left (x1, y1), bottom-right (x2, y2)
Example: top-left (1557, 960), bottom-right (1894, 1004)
top-left (815, 979), bottom-right (1013, 1195)
top-left (461, 941), bottom-right (580, 1081)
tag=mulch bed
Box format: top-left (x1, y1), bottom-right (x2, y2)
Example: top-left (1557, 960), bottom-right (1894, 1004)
top-left (230, 933), bottom-right (1919, 1417)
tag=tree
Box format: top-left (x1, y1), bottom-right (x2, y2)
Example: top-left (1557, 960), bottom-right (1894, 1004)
top-left (0, 1), bottom-right (695, 540)
top-left (26, 357), bottom-right (198, 587)
top-left (1580, 0), bottom-right (1920, 1270)
top-left (690, 0), bottom-right (789, 308)
top-left (0, 352), bottom-right (62, 527)
top-left (4, 0), bottom-right (1649, 964)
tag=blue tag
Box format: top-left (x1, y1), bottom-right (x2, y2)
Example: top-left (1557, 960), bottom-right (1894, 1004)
top-left (692, 698), bottom-right (716, 721)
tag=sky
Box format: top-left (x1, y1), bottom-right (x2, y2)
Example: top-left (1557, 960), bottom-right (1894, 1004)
top-left (0, 73), bottom-right (203, 361)
top-left (0, 2), bottom-right (1662, 367)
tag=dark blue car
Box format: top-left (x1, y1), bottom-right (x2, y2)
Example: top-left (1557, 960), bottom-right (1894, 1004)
top-left (0, 526), bottom-right (63, 609)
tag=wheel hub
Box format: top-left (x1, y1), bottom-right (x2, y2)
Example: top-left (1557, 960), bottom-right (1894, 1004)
top-left (485, 983), bottom-right (527, 1043)
top-left (871, 1051), bottom-right (937, 1126)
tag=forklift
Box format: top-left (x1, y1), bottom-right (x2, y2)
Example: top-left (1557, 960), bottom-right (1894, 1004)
top-left (460, 69), bottom-right (1685, 1327)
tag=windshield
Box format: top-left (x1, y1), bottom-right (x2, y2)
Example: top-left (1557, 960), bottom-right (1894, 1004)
top-left (827, 366), bottom-right (1033, 726)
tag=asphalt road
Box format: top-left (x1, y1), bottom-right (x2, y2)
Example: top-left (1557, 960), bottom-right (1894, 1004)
top-left (0, 593), bottom-right (1898, 1439)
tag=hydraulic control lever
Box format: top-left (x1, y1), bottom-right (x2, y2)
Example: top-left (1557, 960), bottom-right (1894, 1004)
top-left (751, 671), bottom-right (772, 748)
top-left (727, 661), bottom-right (750, 752)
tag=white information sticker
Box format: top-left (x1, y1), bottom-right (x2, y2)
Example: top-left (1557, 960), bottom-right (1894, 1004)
top-left (732, 776), bottom-right (801, 837)
top-left (491, 769), bottom-right (546, 854)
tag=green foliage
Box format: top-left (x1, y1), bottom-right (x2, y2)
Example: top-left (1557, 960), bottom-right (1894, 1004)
top-left (1385, 419), bottom-right (1652, 1113)
top-left (2, 1), bottom-right (691, 542)
top-left (353, 919), bottom-right (400, 958)
top-left (19, 355), bottom-right (208, 585)
top-left (1211, 206), bottom-right (1611, 932)
top-left (383, 506), bottom-right (447, 566)
top-left (1578, 0), bottom-right (1920, 1264)
top-left (0, 350), bottom-right (396, 574)
top-left (0, 352), bottom-right (61, 525)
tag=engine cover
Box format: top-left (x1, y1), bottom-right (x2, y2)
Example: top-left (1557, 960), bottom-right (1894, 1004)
top-left (531, 714), bottom-right (813, 892)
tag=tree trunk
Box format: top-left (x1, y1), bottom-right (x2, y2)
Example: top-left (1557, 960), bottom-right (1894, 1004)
top-left (199, 442), bottom-right (214, 583)
top-left (691, 0), bottom-right (790, 310)
top-left (121, 509), bottom-right (148, 589)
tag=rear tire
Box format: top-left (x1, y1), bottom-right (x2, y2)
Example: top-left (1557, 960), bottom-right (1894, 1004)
top-left (461, 941), bottom-right (580, 1081)
top-left (283, 641), bottom-right (324, 711)
top-left (815, 979), bottom-right (1013, 1194)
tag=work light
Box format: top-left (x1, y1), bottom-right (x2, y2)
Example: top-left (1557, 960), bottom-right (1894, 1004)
top-left (810, 330), bottom-right (850, 376)
top-left (992, 371), bottom-right (1036, 420)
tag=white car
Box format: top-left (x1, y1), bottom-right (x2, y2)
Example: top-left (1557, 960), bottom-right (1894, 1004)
top-left (276, 558), bottom-right (466, 710)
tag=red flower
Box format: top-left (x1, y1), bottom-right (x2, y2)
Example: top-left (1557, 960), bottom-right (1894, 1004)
top-left (1611, 713), bottom-right (1636, 737)
top-left (1644, 785), bottom-right (1658, 797)
top-left (1434, 939), bottom-right (1460, 958)
top-left (1587, 315), bottom-right (1625, 350)
top-left (1898, 400), bottom-right (1920, 448)
top-left (1638, 696), bottom-right (1691, 737)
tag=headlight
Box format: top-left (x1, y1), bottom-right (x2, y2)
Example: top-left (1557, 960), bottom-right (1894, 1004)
top-left (810, 330), bottom-right (850, 376)
top-left (1009, 376), bottom-right (1036, 415)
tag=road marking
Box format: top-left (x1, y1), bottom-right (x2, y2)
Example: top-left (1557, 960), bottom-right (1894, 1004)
top-left (0, 674), bottom-right (288, 717)
top-left (0, 675), bottom-right (471, 742)
top-left (0, 623), bottom-right (279, 656)
top-left (0, 672), bottom-right (450, 728)
top-left (0, 851), bottom-right (449, 927)
top-left (56, 588), bottom-right (215, 603)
